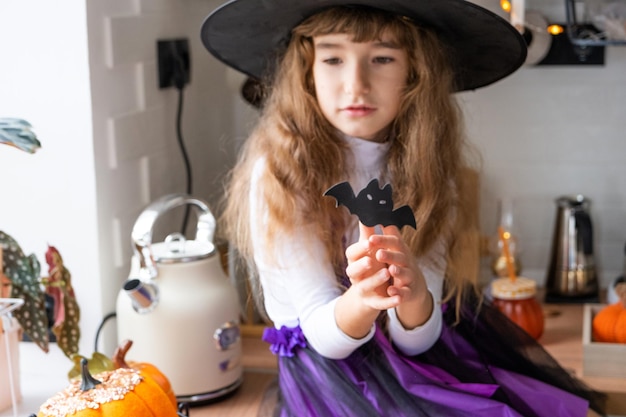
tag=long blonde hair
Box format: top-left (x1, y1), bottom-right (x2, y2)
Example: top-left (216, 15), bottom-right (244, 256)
top-left (220, 6), bottom-right (475, 305)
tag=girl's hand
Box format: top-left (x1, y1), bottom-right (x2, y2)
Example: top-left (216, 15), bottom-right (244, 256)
top-left (345, 223), bottom-right (396, 309)
top-left (338, 222), bottom-right (432, 338)
top-left (368, 225), bottom-right (433, 329)
top-left (337, 223), bottom-right (398, 339)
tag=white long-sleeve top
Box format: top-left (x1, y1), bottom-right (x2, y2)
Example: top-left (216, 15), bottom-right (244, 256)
top-left (249, 135), bottom-right (444, 359)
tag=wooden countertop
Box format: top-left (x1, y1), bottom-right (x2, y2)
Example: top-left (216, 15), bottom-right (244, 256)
top-left (191, 303), bottom-right (626, 417)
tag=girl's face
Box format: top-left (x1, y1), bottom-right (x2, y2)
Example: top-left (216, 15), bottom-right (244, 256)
top-left (312, 32), bottom-right (408, 143)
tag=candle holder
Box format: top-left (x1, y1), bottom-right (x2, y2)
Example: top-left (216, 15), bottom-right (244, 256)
top-left (488, 198), bottom-right (523, 277)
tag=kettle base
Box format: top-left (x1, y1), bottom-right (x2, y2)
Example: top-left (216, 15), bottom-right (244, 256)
top-left (544, 292), bottom-right (599, 304)
top-left (176, 377), bottom-right (243, 407)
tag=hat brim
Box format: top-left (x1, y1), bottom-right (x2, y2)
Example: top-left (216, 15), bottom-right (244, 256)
top-left (201, 0), bottom-right (527, 92)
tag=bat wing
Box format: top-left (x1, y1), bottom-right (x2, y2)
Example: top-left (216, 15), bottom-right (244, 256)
top-left (386, 205), bottom-right (417, 229)
top-left (324, 182), bottom-right (357, 214)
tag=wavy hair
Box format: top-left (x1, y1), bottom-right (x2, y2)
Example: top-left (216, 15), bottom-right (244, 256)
top-left (219, 6), bottom-right (476, 306)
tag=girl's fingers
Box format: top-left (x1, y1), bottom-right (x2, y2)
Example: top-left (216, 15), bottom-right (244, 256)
top-left (345, 223), bottom-right (377, 263)
top-left (359, 223), bottom-right (376, 241)
top-left (345, 239), bottom-right (371, 263)
top-left (346, 256), bottom-right (381, 281)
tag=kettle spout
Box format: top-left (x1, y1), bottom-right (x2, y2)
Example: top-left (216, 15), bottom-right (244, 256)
top-left (123, 278), bottom-right (159, 314)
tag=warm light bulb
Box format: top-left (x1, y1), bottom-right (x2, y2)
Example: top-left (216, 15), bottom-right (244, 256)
top-left (547, 24), bottom-right (564, 35)
top-left (500, 0), bottom-right (512, 13)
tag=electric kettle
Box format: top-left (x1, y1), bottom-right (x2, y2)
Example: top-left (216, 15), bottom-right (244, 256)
top-left (545, 195), bottom-right (600, 303)
top-left (116, 194), bottom-right (242, 404)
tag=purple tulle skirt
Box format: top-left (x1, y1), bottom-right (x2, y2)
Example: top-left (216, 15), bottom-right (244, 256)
top-left (262, 295), bottom-right (606, 417)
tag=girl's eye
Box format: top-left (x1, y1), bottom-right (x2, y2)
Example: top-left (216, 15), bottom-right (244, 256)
top-left (373, 57), bottom-right (394, 64)
top-left (322, 57), bottom-right (342, 65)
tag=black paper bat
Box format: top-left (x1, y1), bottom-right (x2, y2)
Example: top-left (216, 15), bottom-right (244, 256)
top-left (324, 179), bottom-right (416, 229)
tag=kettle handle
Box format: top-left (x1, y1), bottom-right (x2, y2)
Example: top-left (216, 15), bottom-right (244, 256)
top-left (574, 210), bottom-right (594, 255)
top-left (131, 193), bottom-right (216, 279)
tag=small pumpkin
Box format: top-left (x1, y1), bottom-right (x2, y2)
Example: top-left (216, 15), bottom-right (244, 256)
top-left (592, 283), bottom-right (626, 343)
top-left (113, 339), bottom-right (177, 407)
top-left (37, 358), bottom-right (178, 417)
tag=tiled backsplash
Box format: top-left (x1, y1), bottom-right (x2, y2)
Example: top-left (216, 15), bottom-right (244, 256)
top-left (458, 48), bottom-right (626, 288)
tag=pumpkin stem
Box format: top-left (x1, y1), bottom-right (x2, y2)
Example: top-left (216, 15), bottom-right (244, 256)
top-left (113, 339), bottom-right (133, 369)
top-left (80, 357), bottom-right (102, 391)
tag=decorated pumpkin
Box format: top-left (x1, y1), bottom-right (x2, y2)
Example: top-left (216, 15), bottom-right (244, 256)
top-left (592, 283), bottom-right (626, 343)
top-left (37, 358), bottom-right (178, 417)
top-left (113, 339), bottom-right (178, 407)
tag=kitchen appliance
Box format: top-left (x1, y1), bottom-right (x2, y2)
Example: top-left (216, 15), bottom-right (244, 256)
top-left (545, 195), bottom-right (600, 303)
top-left (116, 194), bottom-right (242, 404)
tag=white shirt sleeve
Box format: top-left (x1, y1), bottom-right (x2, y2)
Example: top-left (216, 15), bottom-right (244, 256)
top-left (250, 159), bottom-right (375, 360)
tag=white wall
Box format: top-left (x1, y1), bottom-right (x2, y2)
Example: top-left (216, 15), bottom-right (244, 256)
top-left (0, 1), bottom-right (99, 355)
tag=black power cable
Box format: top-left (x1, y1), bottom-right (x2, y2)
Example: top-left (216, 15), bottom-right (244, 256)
top-left (94, 311), bottom-right (117, 353)
top-left (175, 85), bottom-right (192, 235)
top-left (171, 48), bottom-right (192, 235)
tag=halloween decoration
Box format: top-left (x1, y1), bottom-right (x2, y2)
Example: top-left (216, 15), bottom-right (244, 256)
top-left (324, 179), bottom-right (416, 229)
top-left (37, 358), bottom-right (179, 417)
top-left (200, 0), bottom-right (527, 92)
top-left (113, 339), bottom-right (178, 407)
top-left (592, 282), bottom-right (626, 343)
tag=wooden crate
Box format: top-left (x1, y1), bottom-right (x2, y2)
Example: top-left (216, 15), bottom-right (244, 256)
top-left (582, 303), bottom-right (626, 378)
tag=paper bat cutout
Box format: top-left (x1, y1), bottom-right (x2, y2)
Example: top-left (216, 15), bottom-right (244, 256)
top-left (324, 179), bottom-right (416, 229)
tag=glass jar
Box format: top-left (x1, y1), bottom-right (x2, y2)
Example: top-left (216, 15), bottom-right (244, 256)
top-left (491, 277), bottom-right (544, 340)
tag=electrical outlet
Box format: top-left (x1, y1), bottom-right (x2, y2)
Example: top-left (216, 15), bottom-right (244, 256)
top-left (157, 38), bottom-right (191, 89)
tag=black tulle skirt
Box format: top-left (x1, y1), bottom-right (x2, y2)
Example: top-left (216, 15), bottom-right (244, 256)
top-left (261, 293), bottom-right (606, 417)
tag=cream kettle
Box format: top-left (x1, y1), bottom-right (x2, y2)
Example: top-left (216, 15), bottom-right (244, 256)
top-left (116, 194), bottom-right (242, 404)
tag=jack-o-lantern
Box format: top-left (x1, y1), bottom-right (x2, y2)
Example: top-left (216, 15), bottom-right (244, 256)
top-left (36, 358), bottom-right (178, 417)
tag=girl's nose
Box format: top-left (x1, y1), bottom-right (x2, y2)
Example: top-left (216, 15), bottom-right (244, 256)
top-left (344, 61), bottom-right (370, 95)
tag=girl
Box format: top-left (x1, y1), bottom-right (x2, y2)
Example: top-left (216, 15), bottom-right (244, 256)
top-left (201, 1), bottom-right (605, 416)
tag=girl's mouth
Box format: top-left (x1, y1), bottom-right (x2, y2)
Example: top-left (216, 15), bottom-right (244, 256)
top-left (343, 105), bottom-right (375, 116)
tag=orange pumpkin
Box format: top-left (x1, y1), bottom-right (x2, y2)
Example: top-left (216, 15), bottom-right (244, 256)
top-left (113, 339), bottom-right (178, 407)
top-left (592, 283), bottom-right (626, 343)
top-left (37, 358), bottom-right (178, 417)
